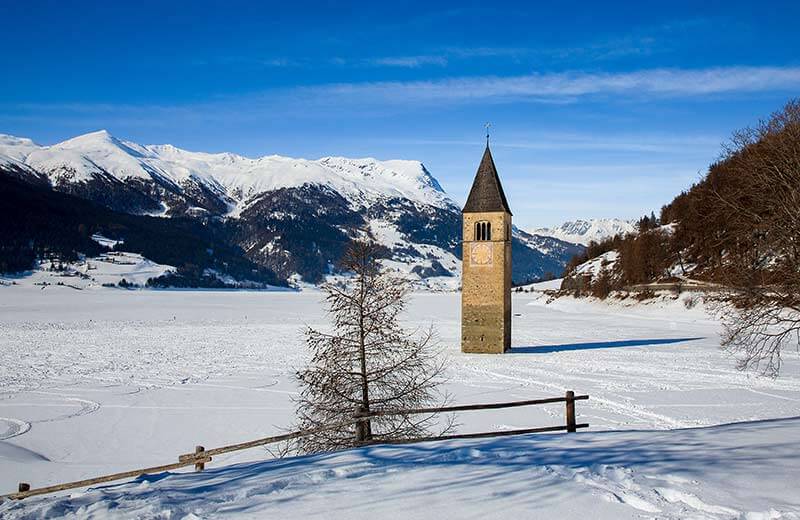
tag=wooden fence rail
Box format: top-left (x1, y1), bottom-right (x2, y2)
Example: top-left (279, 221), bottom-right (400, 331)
top-left (2, 391), bottom-right (588, 502)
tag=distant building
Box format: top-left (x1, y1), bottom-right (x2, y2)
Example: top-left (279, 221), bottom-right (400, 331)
top-left (461, 143), bottom-right (512, 353)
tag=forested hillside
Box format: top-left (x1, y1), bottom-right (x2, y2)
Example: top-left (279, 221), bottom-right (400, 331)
top-left (562, 100), bottom-right (800, 298)
top-left (560, 100), bottom-right (800, 375)
top-left (0, 175), bottom-right (283, 287)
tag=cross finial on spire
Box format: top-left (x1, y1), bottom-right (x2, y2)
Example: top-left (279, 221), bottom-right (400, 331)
top-left (485, 122), bottom-right (491, 145)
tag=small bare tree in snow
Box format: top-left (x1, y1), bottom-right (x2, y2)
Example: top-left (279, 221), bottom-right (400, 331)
top-left (293, 241), bottom-right (451, 453)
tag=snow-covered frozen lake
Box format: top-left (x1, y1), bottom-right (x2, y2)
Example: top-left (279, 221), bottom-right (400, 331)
top-left (1, 287), bottom-right (799, 517)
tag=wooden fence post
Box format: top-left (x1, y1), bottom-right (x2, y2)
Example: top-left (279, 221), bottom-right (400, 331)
top-left (565, 391), bottom-right (576, 433)
top-left (18, 483), bottom-right (30, 493)
top-left (194, 446), bottom-right (205, 472)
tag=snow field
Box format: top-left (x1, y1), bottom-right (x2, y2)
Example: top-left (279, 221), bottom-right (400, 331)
top-left (0, 288), bottom-right (798, 518)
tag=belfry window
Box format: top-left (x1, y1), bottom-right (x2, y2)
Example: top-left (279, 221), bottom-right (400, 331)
top-left (475, 221), bottom-right (491, 241)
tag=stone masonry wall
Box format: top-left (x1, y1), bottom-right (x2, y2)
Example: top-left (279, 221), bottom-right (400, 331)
top-left (461, 211), bottom-right (512, 353)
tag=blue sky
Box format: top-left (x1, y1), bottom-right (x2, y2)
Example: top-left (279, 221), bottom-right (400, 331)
top-left (2, 1), bottom-right (799, 228)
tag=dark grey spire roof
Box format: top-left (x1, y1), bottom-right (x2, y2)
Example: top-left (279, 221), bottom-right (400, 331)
top-left (462, 144), bottom-right (512, 215)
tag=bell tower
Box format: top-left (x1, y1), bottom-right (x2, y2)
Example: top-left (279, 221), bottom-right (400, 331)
top-left (461, 143), bottom-right (512, 354)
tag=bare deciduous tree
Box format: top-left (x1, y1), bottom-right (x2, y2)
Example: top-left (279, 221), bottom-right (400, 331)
top-left (710, 100), bottom-right (800, 376)
top-left (293, 241), bottom-right (451, 453)
top-left (561, 100), bottom-right (800, 375)
top-left (718, 301), bottom-right (800, 377)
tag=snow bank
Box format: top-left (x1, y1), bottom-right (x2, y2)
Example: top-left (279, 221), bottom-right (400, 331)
top-left (3, 418), bottom-right (798, 519)
top-left (574, 250), bottom-right (618, 277)
top-left (517, 278), bottom-right (563, 291)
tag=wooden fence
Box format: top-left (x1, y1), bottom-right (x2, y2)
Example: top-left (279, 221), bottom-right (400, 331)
top-left (2, 391), bottom-right (588, 502)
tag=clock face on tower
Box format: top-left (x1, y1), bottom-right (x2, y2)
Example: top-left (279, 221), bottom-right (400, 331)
top-left (470, 242), bottom-right (493, 266)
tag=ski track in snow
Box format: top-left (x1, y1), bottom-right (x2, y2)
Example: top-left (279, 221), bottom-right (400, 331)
top-left (28, 393), bottom-right (102, 424)
top-left (0, 395), bottom-right (100, 442)
top-left (0, 417), bottom-right (31, 440)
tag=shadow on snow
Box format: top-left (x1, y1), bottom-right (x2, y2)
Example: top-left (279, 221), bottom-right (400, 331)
top-left (16, 417), bottom-right (797, 517)
top-left (510, 337), bottom-right (705, 354)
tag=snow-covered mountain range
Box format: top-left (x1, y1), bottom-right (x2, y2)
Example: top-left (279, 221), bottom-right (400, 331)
top-left (532, 218), bottom-right (635, 246)
top-left (0, 130), bottom-right (451, 217)
top-left (0, 131), bottom-right (583, 287)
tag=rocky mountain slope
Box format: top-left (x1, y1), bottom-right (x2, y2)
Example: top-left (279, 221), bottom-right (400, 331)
top-left (533, 218), bottom-right (635, 246)
top-left (0, 131), bottom-right (583, 287)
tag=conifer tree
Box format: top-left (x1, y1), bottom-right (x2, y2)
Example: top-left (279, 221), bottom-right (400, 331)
top-left (294, 241), bottom-right (451, 453)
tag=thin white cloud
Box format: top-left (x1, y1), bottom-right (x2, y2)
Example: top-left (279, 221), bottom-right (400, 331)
top-left (443, 46), bottom-right (529, 59)
top-left (367, 55), bottom-right (448, 68)
top-left (191, 56), bottom-right (297, 68)
top-left (374, 133), bottom-right (722, 153)
top-left (5, 66), bottom-right (799, 125)
top-left (312, 66), bottom-right (800, 105)
top-left (330, 55), bottom-right (448, 68)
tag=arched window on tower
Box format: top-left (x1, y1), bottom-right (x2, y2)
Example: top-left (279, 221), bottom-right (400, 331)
top-left (475, 221), bottom-right (491, 241)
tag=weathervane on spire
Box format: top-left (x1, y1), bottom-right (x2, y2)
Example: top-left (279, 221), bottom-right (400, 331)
top-left (485, 122), bottom-right (491, 145)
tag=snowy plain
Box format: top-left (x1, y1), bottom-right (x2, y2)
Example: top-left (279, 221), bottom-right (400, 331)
top-left (0, 283), bottom-right (799, 518)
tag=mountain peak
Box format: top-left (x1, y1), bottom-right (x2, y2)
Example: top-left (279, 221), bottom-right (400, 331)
top-left (0, 134), bottom-right (42, 163)
top-left (0, 134), bottom-right (39, 147)
top-left (56, 129), bottom-right (119, 148)
top-left (532, 218), bottom-right (635, 246)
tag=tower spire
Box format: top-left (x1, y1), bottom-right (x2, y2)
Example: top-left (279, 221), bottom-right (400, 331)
top-left (462, 140), bottom-right (512, 215)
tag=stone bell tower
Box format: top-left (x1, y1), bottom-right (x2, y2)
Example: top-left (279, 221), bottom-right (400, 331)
top-left (461, 142), bottom-right (512, 353)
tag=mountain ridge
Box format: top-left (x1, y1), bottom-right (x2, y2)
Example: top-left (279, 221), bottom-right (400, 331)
top-left (1, 130), bottom-right (584, 287)
top-left (532, 218), bottom-right (635, 246)
top-left (1, 130), bottom-right (453, 217)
